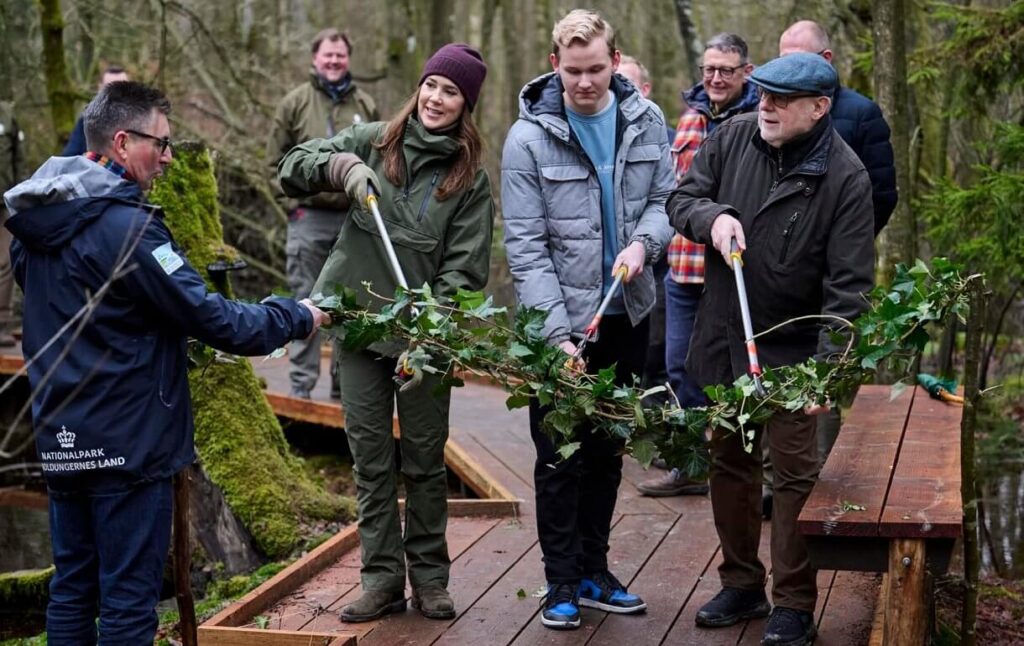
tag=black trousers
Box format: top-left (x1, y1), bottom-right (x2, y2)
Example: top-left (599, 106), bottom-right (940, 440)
top-left (530, 313), bottom-right (648, 583)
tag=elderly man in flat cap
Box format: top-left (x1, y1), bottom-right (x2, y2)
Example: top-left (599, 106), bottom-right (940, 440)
top-left (666, 52), bottom-right (874, 646)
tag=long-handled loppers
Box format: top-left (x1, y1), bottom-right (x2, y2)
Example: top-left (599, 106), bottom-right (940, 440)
top-left (730, 239), bottom-right (767, 397)
top-left (568, 266), bottom-right (628, 367)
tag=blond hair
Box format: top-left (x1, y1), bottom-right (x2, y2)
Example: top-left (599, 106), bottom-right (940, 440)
top-left (551, 9), bottom-right (616, 59)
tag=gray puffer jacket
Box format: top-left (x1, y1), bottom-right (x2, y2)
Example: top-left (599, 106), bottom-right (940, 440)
top-left (501, 73), bottom-right (674, 344)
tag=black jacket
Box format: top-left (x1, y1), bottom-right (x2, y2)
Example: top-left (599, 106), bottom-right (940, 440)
top-left (666, 112), bottom-right (874, 387)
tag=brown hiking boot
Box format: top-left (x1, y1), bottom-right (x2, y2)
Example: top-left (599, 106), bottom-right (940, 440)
top-left (339, 589), bottom-right (407, 623)
top-left (637, 469), bottom-right (709, 497)
top-left (412, 584), bottom-right (456, 619)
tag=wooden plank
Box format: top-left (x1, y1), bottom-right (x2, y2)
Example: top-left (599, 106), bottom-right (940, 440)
top-left (883, 538), bottom-right (927, 645)
top-left (816, 570), bottom-right (881, 645)
top-left (879, 388), bottom-right (963, 539)
top-left (508, 513), bottom-right (678, 646)
top-left (396, 497), bottom-right (520, 518)
top-left (0, 352), bottom-right (23, 375)
top-left (799, 385), bottom-right (914, 537)
top-left (432, 536), bottom-right (548, 645)
top-left (616, 456), bottom-right (688, 516)
top-left (265, 391), bottom-right (406, 437)
top-left (262, 552), bottom-right (363, 633)
top-left (868, 575), bottom-right (888, 646)
top-left (448, 429), bottom-right (534, 501)
top-left (264, 392), bottom-right (346, 431)
top-left (589, 498), bottom-right (718, 646)
top-left (298, 516), bottom-right (502, 635)
top-left (203, 524), bottom-right (361, 628)
top-left (357, 517), bottom-right (540, 645)
top-left (663, 521), bottom-right (773, 645)
top-left (197, 626), bottom-right (354, 646)
top-left (443, 438), bottom-right (519, 501)
top-left (0, 486), bottom-right (48, 509)
top-left (733, 569), bottom-right (835, 646)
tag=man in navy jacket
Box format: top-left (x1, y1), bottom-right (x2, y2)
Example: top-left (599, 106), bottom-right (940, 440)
top-left (780, 20), bottom-right (897, 235)
top-left (3, 81), bottom-right (329, 645)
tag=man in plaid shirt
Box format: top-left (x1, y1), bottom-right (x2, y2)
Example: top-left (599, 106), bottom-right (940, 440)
top-left (639, 33), bottom-right (759, 497)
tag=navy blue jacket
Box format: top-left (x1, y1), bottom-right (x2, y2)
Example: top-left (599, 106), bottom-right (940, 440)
top-left (62, 115), bottom-right (87, 157)
top-left (830, 86), bottom-right (897, 235)
top-left (4, 156), bottom-right (313, 490)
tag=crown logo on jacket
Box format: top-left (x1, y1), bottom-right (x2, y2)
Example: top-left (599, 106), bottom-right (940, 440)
top-left (57, 425), bottom-right (76, 448)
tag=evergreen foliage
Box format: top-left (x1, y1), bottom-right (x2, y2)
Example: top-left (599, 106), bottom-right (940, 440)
top-left (313, 259), bottom-right (977, 478)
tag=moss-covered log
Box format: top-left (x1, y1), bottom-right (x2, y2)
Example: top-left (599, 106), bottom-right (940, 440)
top-left (0, 565), bottom-right (52, 638)
top-left (150, 142), bottom-right (354, 558)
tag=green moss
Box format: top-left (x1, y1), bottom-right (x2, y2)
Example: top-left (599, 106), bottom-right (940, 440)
top-left (0, 567), bottom-right (53, 610)
top-left (150, 143), bottom-right (356, 558)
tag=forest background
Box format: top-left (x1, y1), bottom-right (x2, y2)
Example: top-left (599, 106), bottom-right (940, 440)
top-left (1, 0), bottom-right (1023, 628)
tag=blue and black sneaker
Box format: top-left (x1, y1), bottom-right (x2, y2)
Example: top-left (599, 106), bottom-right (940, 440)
top-left (579, 570), bottom-right (647, 614)
top-left (540, 583), bottom-right (581, 630)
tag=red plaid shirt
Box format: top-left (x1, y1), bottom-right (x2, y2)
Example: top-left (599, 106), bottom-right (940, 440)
top-left (667, 108), bottom-right (709, 284)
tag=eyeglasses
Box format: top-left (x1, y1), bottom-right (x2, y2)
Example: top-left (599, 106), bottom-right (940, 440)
top-left (125, 129), bottom-right (174, 155)
top-left (756, 88), bottom-right (819, 109)
top-left (699, 65), bottom-right (742, 80)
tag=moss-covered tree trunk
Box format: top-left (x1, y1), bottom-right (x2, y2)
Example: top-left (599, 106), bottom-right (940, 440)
top-left (150, 142), bottom-right (355, 559)
top-left (37, 0), bottom-right (77, 150)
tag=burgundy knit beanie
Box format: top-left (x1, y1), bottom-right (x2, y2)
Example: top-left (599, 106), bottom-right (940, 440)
top-left (419, 43), bottom-right (487, 111)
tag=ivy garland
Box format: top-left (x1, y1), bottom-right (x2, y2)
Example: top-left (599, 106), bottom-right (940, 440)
top-left (312, 258), bottom-right (978, 478)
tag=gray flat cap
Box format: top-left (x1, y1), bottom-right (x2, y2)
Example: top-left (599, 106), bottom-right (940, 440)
top-left (749, 52), bottom-right (838, 97)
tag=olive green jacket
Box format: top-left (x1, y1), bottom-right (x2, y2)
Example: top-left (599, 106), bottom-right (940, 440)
top-left (267, 71), bottom-right (379, 213)
top-left (278, 118), bottom-right (494, 315)
top-left (0, 101), bottom-right (25, 204)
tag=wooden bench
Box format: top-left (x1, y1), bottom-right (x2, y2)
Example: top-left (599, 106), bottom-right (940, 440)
top-left (798, 384), bottom-right (963, 645)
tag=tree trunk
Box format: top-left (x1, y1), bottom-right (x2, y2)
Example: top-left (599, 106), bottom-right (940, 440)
top-left (37, 0), bottom-right (77, 150)
top-left (872, 0), bottom-right (916, 284)
top-left (671, 0), bottom-right (702, 87)
top-left (428, 0), bottom-right (453, 55)
top-left (502, 0), bottom-right (523, 134)
top-left (960, 279), bottom-right (985, 646)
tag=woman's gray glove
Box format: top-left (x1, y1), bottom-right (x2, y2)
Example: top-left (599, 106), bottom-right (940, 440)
top-left (327, 153), bottom-right (382, 208)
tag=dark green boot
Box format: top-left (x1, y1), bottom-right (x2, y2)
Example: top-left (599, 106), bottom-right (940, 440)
top-left (339, 589), bottom-right (407, 623)
top-left (412, 585), bottom-right (456, 619)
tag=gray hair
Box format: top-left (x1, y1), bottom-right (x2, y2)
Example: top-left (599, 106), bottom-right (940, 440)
top-left (704, 33), bottom-right (749, 64)
top-left (83, 81), bottom-right (171, 153)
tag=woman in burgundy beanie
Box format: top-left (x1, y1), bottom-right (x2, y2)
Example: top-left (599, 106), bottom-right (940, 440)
top-left (277, 44), bottom-right (493, 624)
top-left (418, 43), bottom-right (488, 111)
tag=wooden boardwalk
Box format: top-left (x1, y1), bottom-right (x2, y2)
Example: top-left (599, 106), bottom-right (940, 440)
top-left (1, 345), bottom-right (880, 644)
top-left (222, 357), bottom-right (880, 645)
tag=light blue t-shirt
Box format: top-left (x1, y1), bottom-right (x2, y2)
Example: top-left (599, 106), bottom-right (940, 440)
top-left (566, 94), bottom-right (624, 314)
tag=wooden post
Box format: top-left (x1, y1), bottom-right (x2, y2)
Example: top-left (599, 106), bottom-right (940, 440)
top-left (884, 538), bottom-right (928, 645)
top-left (174, 468), bottom-right (198, 646)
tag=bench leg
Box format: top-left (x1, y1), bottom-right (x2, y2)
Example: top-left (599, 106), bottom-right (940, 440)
top-left (884, 538), bottom-right (928, 645)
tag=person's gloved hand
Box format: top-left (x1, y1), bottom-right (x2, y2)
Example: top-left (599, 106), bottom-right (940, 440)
top-left (343, 163), bottom-right (382, 209)
top-left (394, 348), bottom-right (425, 392)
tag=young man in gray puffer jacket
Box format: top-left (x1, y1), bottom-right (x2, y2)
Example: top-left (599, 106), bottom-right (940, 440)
top-left (500, 8), bottom-right (673, 631)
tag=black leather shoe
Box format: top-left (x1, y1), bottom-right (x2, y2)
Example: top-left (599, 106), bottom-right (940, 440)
top-left (695, 586), bottom-right (771, 627)
top-left (762, 606), bottom-right (816, 645)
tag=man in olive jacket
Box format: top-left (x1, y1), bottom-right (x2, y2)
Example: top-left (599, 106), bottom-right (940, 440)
top-left (666, 53), bottom-right (873, 646)
top-left (268, 28), bottom-right (379, 399)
